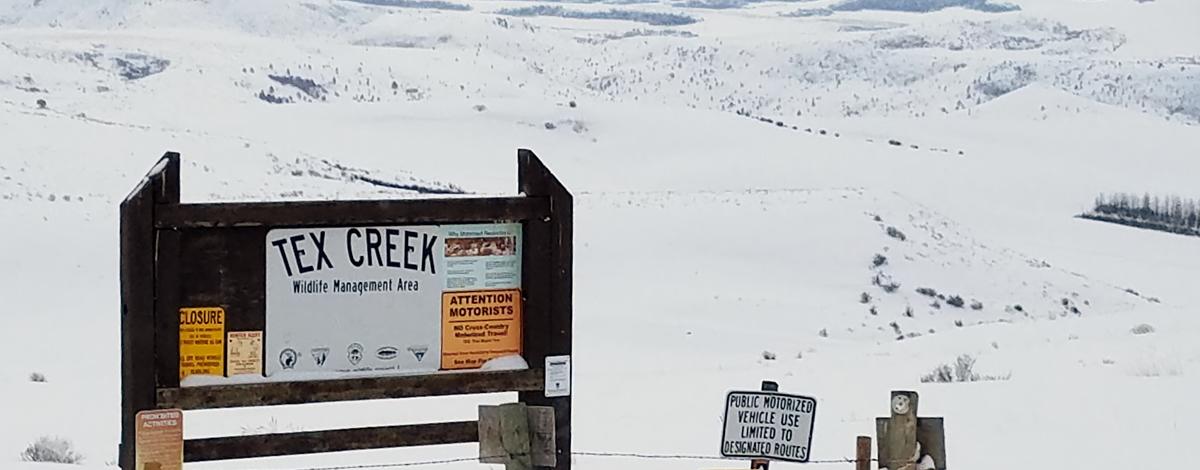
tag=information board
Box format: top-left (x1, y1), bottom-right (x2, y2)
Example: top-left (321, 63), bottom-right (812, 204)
top-left (264, 223), bottom-right (522, 379)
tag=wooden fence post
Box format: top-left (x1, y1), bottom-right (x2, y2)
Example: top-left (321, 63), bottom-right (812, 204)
top-left (881, 391), bottom-right (918, 470)
top-left (856, 436), bottom-right (871, 470)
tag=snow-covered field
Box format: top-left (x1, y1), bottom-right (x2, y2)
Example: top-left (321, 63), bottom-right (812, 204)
top-left (1, 0), bottom-right (1198, 468)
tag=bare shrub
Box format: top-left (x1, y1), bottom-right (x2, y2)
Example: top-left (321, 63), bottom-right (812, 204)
top-left (1127, 357), bottom-right (1182, 377)
top-left (952, 354), bottom-right (979, 381)
top-left (873, 274), bottom-right (900, 293)
top-left (21, 436), bottom-right (84, 464)
top-left (921, 364), bottom-right (954, 383)
top-left (946, 295), bottom-right (965, 308)
top-left (920, 354), bottom-right (1009, 383)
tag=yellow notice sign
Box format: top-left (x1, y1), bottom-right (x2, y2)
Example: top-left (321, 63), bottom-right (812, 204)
top-left (179, 307), bottom-right (225, 380)
top-left (226, 331), bottom-right (263, 376)
top-left (135, 409), bottom-right (182, 470)
top-left (441, 289), bottom-right (522, 370)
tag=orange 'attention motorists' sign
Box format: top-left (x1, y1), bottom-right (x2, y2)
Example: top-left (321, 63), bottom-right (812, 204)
top-left (441, 289), bottom-right (522, 369)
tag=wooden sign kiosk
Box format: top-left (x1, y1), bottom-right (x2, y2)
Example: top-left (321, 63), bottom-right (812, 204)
top-left (119, 149), bottom-right (573, 469)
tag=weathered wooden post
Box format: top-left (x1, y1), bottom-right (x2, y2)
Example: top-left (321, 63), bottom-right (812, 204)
top-left (876, 391), bottom-right (946, 470)
top-left (856, 435), bottom-right (871, 470)
top-left (517, 148), bottom-right (574, 470)
top-left (883, 391), bottom-right (918, 470)
top-left (480, 403), bottom-right (557, 470)
top-left (119, 152), bottom-right (179, 470)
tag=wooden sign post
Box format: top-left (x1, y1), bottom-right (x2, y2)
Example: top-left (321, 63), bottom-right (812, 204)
top-left (855, 435), bottom-right (871, 470)
top-left (119, 149), bottom-right (573, 469)
top-left (876, 391), bottom-right (946, 470)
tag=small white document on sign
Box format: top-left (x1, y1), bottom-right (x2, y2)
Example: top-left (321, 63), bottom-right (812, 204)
top-left (545, 355), bottom-right (571, 397)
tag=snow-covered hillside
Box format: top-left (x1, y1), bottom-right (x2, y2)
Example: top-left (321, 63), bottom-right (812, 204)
top-left (1, 0), bottom-right (1197, 469)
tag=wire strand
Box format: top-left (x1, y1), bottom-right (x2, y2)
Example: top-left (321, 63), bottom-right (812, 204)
top-left (284, 451), bottom-right (885, 470)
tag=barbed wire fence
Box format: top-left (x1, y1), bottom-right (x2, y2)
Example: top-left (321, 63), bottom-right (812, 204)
top-left (283, 451), bottom-right (890, 470)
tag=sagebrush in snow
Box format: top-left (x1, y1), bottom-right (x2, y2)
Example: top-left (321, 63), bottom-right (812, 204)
top-left (922, 364), bottom-right (954, 383)
top-left (21, 436), bottom-right (83, 464)
top-left (885, 226), bottom-right (907, 241)
top-left (873, 274), bottom-right (900, 293)
top-left (946, 295), bottom-right (965, 308)
top-left (1127, 357), bottom-right (1182, 378)
top-left (29, 371), bottom-right (46, 382)
top-left (1130, 323), bottom-right (1155, 335)
top-left (872, 253), bottom-right (888, 267)
top-left (920, 354), bottom-right (1009, 383)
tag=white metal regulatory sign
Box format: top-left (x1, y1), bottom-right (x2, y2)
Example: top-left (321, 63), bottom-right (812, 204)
top-left (720, 390), bottom-right (817, 463)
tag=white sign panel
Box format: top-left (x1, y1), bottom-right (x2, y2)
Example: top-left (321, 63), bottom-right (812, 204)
top-left (443, 224), bottom-right (522, 291)
top-left (544, 355), bottom-right (571, 397)
top-left (720, 390), bottom-right (817, 463)
top-left (263, 223), bottom-right (522, 380)
top-left (266, 226), bottom-right (443, 377)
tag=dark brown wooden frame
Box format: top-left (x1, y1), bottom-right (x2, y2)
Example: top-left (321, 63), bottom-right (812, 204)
top-left (120, 149), bottom-right (572, 468)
